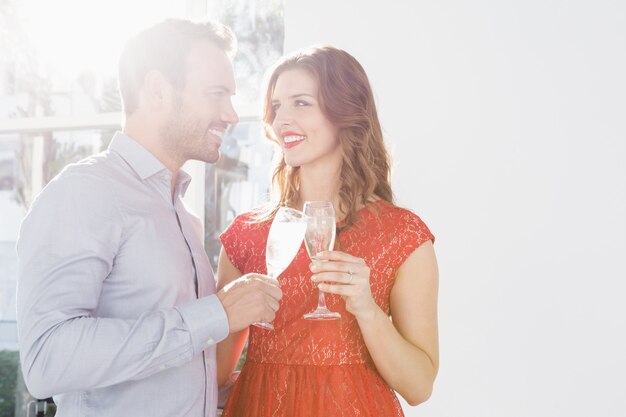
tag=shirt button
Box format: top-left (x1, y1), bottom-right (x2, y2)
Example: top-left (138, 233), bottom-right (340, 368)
top-left (159, 364), bottom-right (168, 370)
top-left (206, 338), bottom-right (215, 346)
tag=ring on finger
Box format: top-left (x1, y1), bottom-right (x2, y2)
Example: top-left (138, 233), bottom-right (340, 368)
top-left (347, 268), bottom-right (354, 282)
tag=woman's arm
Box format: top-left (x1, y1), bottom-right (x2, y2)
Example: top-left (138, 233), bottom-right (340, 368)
top-left (314, 240), bottom-right (439, 405)
top-left (215, 248), bottom-right (250, 387)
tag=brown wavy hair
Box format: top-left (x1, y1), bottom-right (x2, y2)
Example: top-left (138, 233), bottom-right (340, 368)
top-left (260, 45), bottom-right (393, 228)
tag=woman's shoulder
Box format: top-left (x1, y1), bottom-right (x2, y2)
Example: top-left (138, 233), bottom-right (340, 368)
top-left (367, 199), bottom-right (424, 222)
top-left (230, 204), bottom-right (274, 225)
top-left (221, 205), bottom-right (273, 238)
top-left (365, 200), bottom-right (434, 240)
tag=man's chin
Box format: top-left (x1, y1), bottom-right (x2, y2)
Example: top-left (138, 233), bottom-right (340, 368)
top-left (184, 151), bottom-right (220, 166)
top-left (210, 151), bottom-right (221, 164)
top-left (202, 151), bottom-right (220, 165)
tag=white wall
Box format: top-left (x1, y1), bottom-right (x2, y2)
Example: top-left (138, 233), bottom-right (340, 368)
top-left (284, 1), bottom-right (626, 416)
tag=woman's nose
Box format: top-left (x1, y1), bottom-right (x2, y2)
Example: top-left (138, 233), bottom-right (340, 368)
top-left (272, 107), bottom-right (292, 130)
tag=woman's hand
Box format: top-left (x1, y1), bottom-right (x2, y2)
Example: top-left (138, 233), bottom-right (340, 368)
top-left (310, 250), bottom-right (379, 321)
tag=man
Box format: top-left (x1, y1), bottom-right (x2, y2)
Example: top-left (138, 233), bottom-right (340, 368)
top-left (16, 19), bottom-right (281, 417)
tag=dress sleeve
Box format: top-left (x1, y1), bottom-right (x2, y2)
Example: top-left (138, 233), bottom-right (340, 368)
top-left (219, 213), bottom-right (253, 273)
top-left (389, 209), bottom-right (435, 272)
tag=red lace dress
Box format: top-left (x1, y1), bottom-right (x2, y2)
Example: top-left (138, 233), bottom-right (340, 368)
top-left (219, 200), bottom-right (434, 417)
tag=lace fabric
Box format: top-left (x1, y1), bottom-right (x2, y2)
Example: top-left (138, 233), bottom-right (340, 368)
top-left (219, 200), bottom-right (434, 417)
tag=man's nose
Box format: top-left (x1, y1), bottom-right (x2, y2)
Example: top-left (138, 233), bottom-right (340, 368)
top-left (222, 101), bottom-right (239, 125)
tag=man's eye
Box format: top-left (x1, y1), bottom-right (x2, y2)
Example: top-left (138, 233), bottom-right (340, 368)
top-left (208, 91), bottom-right (226, 99)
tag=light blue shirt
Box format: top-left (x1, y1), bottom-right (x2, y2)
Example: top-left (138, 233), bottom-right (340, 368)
top-left (16, 132), bottom-right (229, 417)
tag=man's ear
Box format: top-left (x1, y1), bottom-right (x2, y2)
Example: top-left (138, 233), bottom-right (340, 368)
top-left (142, 70), bottom-right (173, 110)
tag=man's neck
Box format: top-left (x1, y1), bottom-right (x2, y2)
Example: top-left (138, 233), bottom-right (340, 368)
top-left (123, 119), bottom-right (182, 200)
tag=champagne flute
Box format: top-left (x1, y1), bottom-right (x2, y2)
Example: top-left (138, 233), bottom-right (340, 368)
top-left (255, 206), bottom-right (306, 330)
top-left (303, 201), bottom-right (341, 320)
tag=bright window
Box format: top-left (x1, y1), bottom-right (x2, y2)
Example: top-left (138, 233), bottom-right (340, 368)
top-left (0, 0), bottom-right (283, 414)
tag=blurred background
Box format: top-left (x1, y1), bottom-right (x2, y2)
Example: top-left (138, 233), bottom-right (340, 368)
top-left (1, 0), bottom-right (625, 416)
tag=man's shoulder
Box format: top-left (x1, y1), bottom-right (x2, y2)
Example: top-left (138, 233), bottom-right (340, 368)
top-left (37, 150), bottom-right (128, 204)
top-left (24, 151), bottom-right (127, 225)
top-left (53, 150), bottom-right (130, 187)
top-left (63, 149), bottom-right (120, 175)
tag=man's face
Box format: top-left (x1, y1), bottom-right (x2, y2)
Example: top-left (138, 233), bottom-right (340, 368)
top-left (160, 40), bottom-right (239, 165)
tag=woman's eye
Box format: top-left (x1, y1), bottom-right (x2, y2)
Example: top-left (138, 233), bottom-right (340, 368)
top-left (295, 100), bottom-right (310, 107)
top-left (271, 103), bottom-right (280, 112)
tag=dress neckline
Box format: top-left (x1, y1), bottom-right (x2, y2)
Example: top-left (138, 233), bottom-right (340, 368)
top-left (337, 199), bottom-right (388, 226)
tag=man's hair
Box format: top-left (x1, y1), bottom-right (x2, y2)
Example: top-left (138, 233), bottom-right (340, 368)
top-left (118, 18), bottom-right (236, 114)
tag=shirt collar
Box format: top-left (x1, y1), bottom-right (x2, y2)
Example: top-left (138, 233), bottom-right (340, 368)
top-left (177, 170), bottom-right (192, 197)
top-left (108, 132), bottom-right (193, 197)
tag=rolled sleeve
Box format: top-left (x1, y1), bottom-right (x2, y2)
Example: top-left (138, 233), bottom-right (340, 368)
top-left (176, 295), bottom-right (229, 355)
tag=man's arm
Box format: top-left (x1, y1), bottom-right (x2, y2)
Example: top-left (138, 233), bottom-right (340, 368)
top-left (16, 171), bottom-right (228, 399)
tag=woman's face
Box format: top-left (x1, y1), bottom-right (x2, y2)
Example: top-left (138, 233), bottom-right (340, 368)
top-left (270, 68), bottom-right (341, 169)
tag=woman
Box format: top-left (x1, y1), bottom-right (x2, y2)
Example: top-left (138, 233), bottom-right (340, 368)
top-left (217, 45), bottom-right (439, 416)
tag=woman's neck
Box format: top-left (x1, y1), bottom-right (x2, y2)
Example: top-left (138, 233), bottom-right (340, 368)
top-left (296, 163), bottom-right (341, 212)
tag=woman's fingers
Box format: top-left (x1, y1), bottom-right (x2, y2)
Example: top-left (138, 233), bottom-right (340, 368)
top-left (311, 270), bottom-right (355, 284)
top-left (314, 250), bottom-right (365, 264)
top-left (318, 282), bottom-right (355, 295)
top-left (310, 260), bottom-right (362, 275)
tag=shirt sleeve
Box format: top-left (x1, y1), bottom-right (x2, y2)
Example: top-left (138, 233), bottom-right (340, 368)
top-left (16, 167), bottom-right (227, 399)
top-left (176, 295), bottom-right (229, 353)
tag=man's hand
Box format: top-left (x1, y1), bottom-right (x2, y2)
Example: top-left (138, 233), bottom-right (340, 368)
top-left (216, 273), bottom-right (282, 333)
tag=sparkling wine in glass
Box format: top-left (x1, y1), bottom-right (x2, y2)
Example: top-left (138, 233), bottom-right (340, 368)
top-left (303, 201), bottom-right (341, 320)
top-left (255, 207), bottom-right (306, 330)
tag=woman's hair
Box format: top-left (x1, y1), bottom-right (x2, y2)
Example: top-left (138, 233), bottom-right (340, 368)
top-left (261, 45), bottom-right (393, 228)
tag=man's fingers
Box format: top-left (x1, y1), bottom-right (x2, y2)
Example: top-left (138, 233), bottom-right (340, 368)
top-left (266, 297), bottom-right (280, 314)
top-left (245, 273), bottom-right (278, 285)
top-left (219, 273), bottom-right (284, 332)
top-left (246, 274), bottom-right (282, 300)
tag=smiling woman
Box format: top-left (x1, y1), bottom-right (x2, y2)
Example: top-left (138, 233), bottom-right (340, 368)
top-left (270, 68), bottom-right (341, 169)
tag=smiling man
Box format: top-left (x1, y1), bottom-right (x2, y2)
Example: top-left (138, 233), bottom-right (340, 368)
top-left (16, 19), bottom-right (282, 417)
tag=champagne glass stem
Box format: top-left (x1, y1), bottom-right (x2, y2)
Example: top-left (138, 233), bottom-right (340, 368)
top-left (317, 289), bottom-right (329, 310)
top-left (302, 201), bottom-right (341, 320)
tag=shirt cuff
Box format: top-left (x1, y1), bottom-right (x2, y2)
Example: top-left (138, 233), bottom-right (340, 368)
top-left (176, 295), bottom-right (230, 355)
